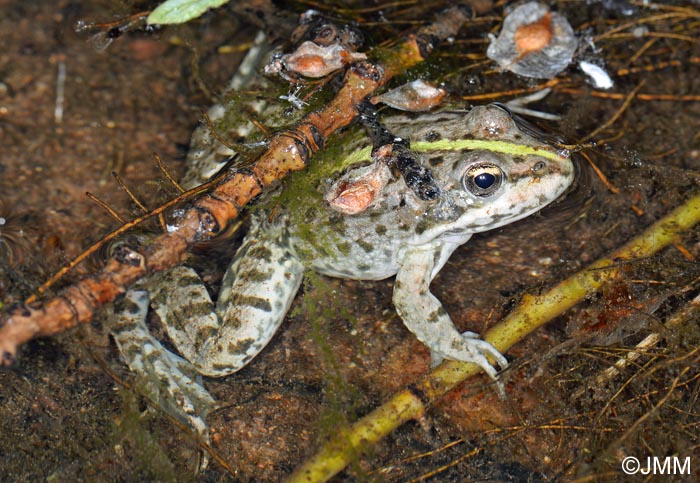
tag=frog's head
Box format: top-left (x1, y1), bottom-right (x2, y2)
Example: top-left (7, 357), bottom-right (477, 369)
top-left (418, 104), bottom-right (575, 241)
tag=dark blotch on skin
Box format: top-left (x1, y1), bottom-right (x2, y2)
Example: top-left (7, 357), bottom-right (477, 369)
top-left (115, 297), bottom-right (143, 316)
top-left (415, 219), bottom-right (430, 235)
top-left (176, 275), bottom-right (202, 288)
top-left (424, 130), bottom-right (441, 142)
top-left (114, 318), bottom-right (139, 332)
top-left (238, 269), bottom-right (273, 283)
top-left (230, 293), bottom-right (272, 312)
top-left (176, 301), bottom-right (212, 320)
top-left (357, 239), bottom-right (374, 253)
top-left (246, 245), bottom-right (273, 262)
top-left (327, 213), bottom-right (347, 236)
top-left (194, 326), bottom-right (217, 350)
top-left (228, 338), bottom-right (256, 355)
top-left (303, 207), bottom-right (318, 223)
top-left (428, 155), bottom-right (445, 167)
top-left (336, 241), bottom-right (352, 256)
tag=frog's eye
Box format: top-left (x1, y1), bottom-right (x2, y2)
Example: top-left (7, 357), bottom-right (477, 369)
top-left (462, 163), bottom-right (504, 197)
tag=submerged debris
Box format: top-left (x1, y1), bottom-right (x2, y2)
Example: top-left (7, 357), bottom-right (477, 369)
top-left (265, 40), bottom-right (367, 79)
top-left (487, 2), bottom-right (577, 79)
top-left (370, 79), bottom-right (446, 112)
top-left (324, 162), bottom-right (392, 215)
top-left (579, 60), bottom-right (614, 89)
top-left (265, 13), bottom-right (367, 79)
top-left (0, 203), bottom-right (36, 269)
top-left (504, 88), bottom-right (561, 121)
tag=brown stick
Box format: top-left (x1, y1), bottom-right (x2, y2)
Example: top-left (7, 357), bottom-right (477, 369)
top-left (0, 5), bottom-right (473, 366)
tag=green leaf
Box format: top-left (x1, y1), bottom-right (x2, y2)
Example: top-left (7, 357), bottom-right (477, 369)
top-left (147, 0), bottom-right (230, 25)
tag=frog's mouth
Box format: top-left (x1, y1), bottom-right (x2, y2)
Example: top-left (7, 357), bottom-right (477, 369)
top-left (542, 153), bottom-right (594, 220)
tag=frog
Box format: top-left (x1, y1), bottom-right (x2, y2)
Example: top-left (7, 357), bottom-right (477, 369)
top-left (110, 88), bottom-right (574, 436)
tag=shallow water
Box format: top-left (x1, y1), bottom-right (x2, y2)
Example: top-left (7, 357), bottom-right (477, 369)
top-left (1, 1), bottom-right (699, 481)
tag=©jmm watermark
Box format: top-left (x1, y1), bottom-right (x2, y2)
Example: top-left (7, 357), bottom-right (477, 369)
top-left (621, 456), bottom-right (691, 476)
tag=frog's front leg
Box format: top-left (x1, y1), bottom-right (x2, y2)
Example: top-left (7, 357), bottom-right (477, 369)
top-left (393, 243), bottom-right (508, 379)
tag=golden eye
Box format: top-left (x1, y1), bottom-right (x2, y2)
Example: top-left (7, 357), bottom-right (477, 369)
top-left (462, 163), bottom-right (504, 197)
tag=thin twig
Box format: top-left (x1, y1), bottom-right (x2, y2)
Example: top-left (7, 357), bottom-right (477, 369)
top-left (112, 171), bottom-right (148, 213)
top-left (626, 37), bottom-right (657, 67)
top-left (112, 170), bottom-right (167, 232)
top-left (578, 82), bottom-right (645, 143)
top-left (557, 86), bottom-right (700, 103)
top-left (460, 79), bottom-right (560, 102)
top-left (24, 167), bottom-right (229, 304)
top-left (154, 152), bottom-right (185, 193)
top-left (85, 192), bottom-right (126, 224)
top-left (594, 12), bottom-right (693, 42)
top-left (580, 151), bottom-right (619, 194)
top-left (604, 368), bottom-right (688, 451)
top-left (202, 111), bottom-right (238, 151)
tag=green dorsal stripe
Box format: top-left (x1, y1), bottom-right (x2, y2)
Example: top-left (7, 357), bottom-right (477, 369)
top-left (342, 139), bottom-right (567, 166)
top-left (413, 139), bottom-right (567, 162)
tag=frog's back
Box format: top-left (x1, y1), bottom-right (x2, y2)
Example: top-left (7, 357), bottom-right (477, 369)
top-left (285, 173), bottom-right (434, 280)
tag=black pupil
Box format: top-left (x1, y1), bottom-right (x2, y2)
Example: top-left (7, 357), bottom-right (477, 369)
top-left (474, 172), bottom-right (496, 189)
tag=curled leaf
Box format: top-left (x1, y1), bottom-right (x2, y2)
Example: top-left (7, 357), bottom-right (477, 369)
top-left (147, 0), bottom-right (230, 25)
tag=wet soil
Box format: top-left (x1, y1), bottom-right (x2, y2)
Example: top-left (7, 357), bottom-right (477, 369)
top-left (1, 1), bottom-right (700, 482)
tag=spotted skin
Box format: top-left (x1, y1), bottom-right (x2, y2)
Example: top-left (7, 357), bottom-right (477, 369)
top-left (112, 290), bottom-right (215, 436)
top-left (150, 222), bottom-right (304, 377)
top-left (113, 102), bottom-right (574, 438)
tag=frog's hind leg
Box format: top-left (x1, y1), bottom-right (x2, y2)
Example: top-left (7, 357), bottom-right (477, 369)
top-left (111, 232), bottom-right (304, 439)
top-left (151, 230), bottom-right (305, 377)
top-left (112, 290), bottom-right (215, 437)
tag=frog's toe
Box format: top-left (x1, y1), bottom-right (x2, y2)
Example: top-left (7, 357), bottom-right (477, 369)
top-left (429, 350), bottom-right (445, 369)
top-left (462, 334), bottom-right (508, 371)
top-left (141, 341), bottom-right (216, 437)
top-left (441, 333), bottom-right (508, 380)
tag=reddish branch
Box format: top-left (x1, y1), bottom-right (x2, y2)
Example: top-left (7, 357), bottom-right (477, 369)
top-left (0, 5), bottom-right (473, 365)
